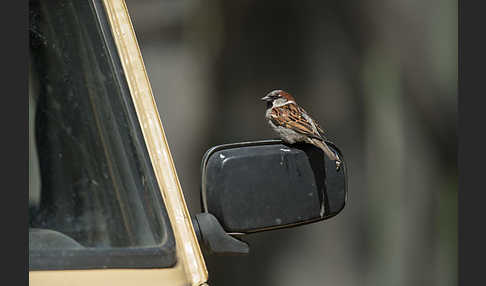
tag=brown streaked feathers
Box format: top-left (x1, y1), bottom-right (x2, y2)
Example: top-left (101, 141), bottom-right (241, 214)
top-left (269, 103), bottom-right (324, 141)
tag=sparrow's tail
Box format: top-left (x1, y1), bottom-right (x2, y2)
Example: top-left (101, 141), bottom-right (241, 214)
top-left (309, 138), bottom-right (342, 170)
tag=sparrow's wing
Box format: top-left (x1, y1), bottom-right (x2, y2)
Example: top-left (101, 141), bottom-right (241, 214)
top-left (298, 106), bottom-right (328, 140)
top-left (314, 121), bottom-right (327, 140)
top-left (270, 103), bottom-right (323, 140)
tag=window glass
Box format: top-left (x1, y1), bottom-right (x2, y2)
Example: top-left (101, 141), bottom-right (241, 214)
top-left (29, 0), bottom-right (175, 269)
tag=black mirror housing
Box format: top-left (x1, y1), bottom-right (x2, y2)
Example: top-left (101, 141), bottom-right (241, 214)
top-left (201, 140), bottom-right (347, 234)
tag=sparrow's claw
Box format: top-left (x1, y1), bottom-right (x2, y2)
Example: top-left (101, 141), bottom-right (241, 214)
top-left (335, 160), bottom-right (342, 171)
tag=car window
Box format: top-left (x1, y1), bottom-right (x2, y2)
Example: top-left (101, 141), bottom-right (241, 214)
top-left (29, 0), bottom-right (175, 270)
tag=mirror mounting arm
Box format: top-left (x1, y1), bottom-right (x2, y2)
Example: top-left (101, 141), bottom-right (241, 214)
top-left (192, 212), bottom-right (250, 255)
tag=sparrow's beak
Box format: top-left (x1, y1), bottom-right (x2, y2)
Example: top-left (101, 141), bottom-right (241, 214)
top-left (261, 94), bottom-right (272, 101)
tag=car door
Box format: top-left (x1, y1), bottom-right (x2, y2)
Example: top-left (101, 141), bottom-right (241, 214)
top-left (28, 0), bottom-right (207, 285)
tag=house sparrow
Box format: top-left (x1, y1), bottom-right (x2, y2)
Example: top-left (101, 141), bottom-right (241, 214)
top-left (262, 90), bottom-right (342, 170)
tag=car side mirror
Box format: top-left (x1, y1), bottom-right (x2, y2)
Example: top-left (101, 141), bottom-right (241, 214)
top-left (192, 139), bottom-right (347, 255)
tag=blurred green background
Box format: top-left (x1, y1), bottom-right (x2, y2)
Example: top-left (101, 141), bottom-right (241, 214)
top-left (125, 1), bottom-right (457, 285)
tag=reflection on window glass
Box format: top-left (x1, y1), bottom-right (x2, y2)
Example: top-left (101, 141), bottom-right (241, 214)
top-left (28, 0), bottom-right (171, 253)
